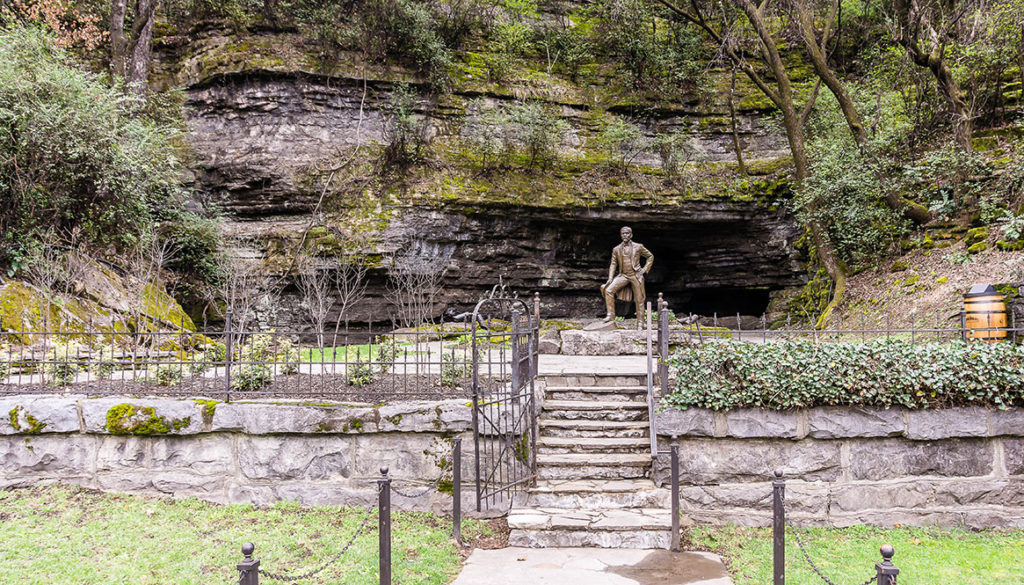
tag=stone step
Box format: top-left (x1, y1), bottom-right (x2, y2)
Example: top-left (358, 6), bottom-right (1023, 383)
top-left (523, 479), bottom-right (670, 509)
top-left (546, 386), bottom-right (649, 402)
top-left (542, 400), bottom-right (648, 422)
top-left (539, 419), bottom-right (649, 438)
top-left (508, 529), bottom-right (671, 549)
top-left (507, 508), bottom-right (672, 548)
top-left (536, 453), bottom-right (651, 480)
top-left (540, 374), bottom-right (647, 388)
top-left (537, 436), bottom-right (650, 454)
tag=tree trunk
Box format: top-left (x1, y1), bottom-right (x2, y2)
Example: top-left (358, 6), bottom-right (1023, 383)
top-left (735, 0), bottom-right (844, 328)
top-left (795, 0), bottom-right (931, 225)
top-left (125, 0), bottom-right (157, 94)
top-left (110, 0), bottom-right (128, 79)
top-left (893, 0), bottom-right (974, 151)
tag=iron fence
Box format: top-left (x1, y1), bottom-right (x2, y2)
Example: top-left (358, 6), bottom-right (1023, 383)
top-left (0, 312), bottom-right (509, 401)
top-left (771, 472), bottom-right (901, 585)
top-left (237, 440), bottom-right (465, 585)
top-left (668, 309), bottom-right (1020, 345)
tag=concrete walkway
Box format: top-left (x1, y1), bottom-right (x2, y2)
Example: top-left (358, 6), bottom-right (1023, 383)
top-left (450, 548), bottom-right (734, 585)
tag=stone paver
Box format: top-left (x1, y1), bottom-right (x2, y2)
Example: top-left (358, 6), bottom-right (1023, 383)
top-left (450, 548), bottom-right (733, 585)
top-left (539, 355), bottom-right (647, 375)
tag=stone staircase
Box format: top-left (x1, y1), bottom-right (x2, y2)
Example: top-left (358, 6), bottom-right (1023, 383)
top-left (508, 372), bottom-right (672, 548)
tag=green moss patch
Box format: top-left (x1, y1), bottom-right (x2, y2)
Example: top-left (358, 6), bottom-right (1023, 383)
top-left (105, 404), bottom-right (191, 436)
top-left (8, 406), bottom-right (46, 434)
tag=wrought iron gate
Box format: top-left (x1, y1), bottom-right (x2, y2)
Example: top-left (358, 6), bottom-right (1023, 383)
top-left (470, 283), bottom-right (540, 511)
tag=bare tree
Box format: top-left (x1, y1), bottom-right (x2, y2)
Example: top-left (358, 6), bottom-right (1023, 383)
top-left (219, 255), bottom-right (271, 334)
top-left (126, 236), bottom-right (174, 332)
top-left (386, 251), bottom-right (450, 328)
top-left (330, 247), bottom-right (369, 345)
top-left (296, 253), bottom-right (334, 347)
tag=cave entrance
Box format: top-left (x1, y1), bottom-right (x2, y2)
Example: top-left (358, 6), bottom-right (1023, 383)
top-left (541, 212), bottom-right (796, 320)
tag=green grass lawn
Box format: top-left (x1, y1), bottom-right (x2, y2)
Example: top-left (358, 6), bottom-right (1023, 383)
top-left (689, 524), bottom-right (1024, 585)
top-left (0, 485), bottom-right (492, 585)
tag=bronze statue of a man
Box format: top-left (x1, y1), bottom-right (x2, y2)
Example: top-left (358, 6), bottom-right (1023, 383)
top-left (601, 226), bottom-right (654, 324)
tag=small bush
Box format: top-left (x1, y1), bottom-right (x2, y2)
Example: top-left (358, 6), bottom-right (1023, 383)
top-left (380, 84), bottom-right (430, 172)
top-left (90, 345), bottom-right (118, 379)
top-left (598, 118), bottom-right (646, 168)
top-left (232, 364), bottom-right (272, 391)
top-left (665, 340), bottom-right (1024, 411)
top-left (348, 362), bottom-right (375, 387)
top-left (154, 364), bottom-right (183, 387)
top-left (45, 341), bottom-right (81, 386)
top-left (440, 352), bottom-right (469, 388)
top-left (378, 337), bottom-right (400, 373)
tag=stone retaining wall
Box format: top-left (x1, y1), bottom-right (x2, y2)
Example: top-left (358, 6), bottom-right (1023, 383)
top-left (655, 406), bottom-right (1024, 529)
top-left (0, 395), bottom-right (478, 513)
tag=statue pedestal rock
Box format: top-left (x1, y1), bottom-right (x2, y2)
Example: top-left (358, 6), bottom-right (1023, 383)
top-left (601, 226), bottom-right (654, 328)
top-left (583, 319), bottom-right (618, 332)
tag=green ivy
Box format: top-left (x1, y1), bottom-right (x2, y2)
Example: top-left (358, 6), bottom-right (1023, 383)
top-left (665, 340), bottom-right (1024, 411)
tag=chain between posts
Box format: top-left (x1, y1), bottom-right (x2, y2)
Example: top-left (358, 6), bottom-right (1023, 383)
top-left (774, 471), bottom-right (896, 585)
top-left (249, 484), bottom-right (380, 583)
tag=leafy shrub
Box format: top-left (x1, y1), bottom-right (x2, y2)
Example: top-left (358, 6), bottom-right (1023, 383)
top-left (380, 84), bottom-right (430, 172)
top-left (90, 345), bottom-right (118, 379)
top-left (358, 0), bottom-right (452, 91)
top-left (505, 101), bottom-right (568, 169)
top-left (592, 0), bottom-right (704, 91)
top-left (652, 131), bottom-right (693, 176)
top-left (378, 337), bottom-right (400, 373)
top-left (276, 338), bottom-right (300, 375)
top-left (0, 26), bottom-right (188, 273)
top-left (154, 364), bottom-right (183, 387)
top-left (537, 24), bottom-right (592, 82)
top-left (348, 362), bottom-right (375, 386)
top-left (230, 334), bottom-right (295, 390)
top-left (45, 341), bottom-right (81, 386)
top-left (232, 363), bottom-right (272, 391)
top-left (598, 118), bottom-right (646, 168)
top-left (665, 340), bottom-right (1024, 411)
top-left (440, 352), bottom-right (469, 388)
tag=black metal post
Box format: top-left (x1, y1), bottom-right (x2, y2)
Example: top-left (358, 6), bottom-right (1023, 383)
top-left (237, 542), bottom-right (259, 585)
top-left (961, 310), bottom-right (968, 342)
top-left (224, 308), bottom-right (233, 403)
top-left (453, 437), bottom-right (462, 545)
top-left (658, 295), bottom-right (669, 397)
top-left (876, 545), bottom-right (899, 585)
top-left (378, 467), bottom-right (392, 585)
top-left (670, 443), bottom-right (680, 552)
top-left (773, 471), bottom-right (785, 585)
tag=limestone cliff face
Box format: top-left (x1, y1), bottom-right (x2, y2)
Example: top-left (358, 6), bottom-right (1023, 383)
top-left (155, 27), bottom-right (804, 323)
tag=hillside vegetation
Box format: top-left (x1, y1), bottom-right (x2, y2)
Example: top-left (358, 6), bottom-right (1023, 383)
top-left (0, 0), bottom-right (1022, 328)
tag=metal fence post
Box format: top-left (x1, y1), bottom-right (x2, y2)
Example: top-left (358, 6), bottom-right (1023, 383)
top-left (960, 310), bottom-right (968, 342)
top-left (453, 437), bottom-right (462, 545)
top-left (875, 545), bottom-right (899, 585)
top-left (237, 542), bottom-right (260, 585)
top-left (658, 294), bottom-right (669, 397)
top-left (670, 442), bottom-right (680, 552)
top-left (224, 308), bottom-right (233, 403)
top-left (773, 471), bottom-right (785, 585)
top-left (378, 467), bottom-right (392, 585)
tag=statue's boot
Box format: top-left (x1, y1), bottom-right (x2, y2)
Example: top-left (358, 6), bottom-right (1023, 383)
top-left (602, 294), bottom-right (616, 322)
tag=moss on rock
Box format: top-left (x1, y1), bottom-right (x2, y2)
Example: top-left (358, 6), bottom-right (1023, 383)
top-left (105, 403), bottom-right (191, 435)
